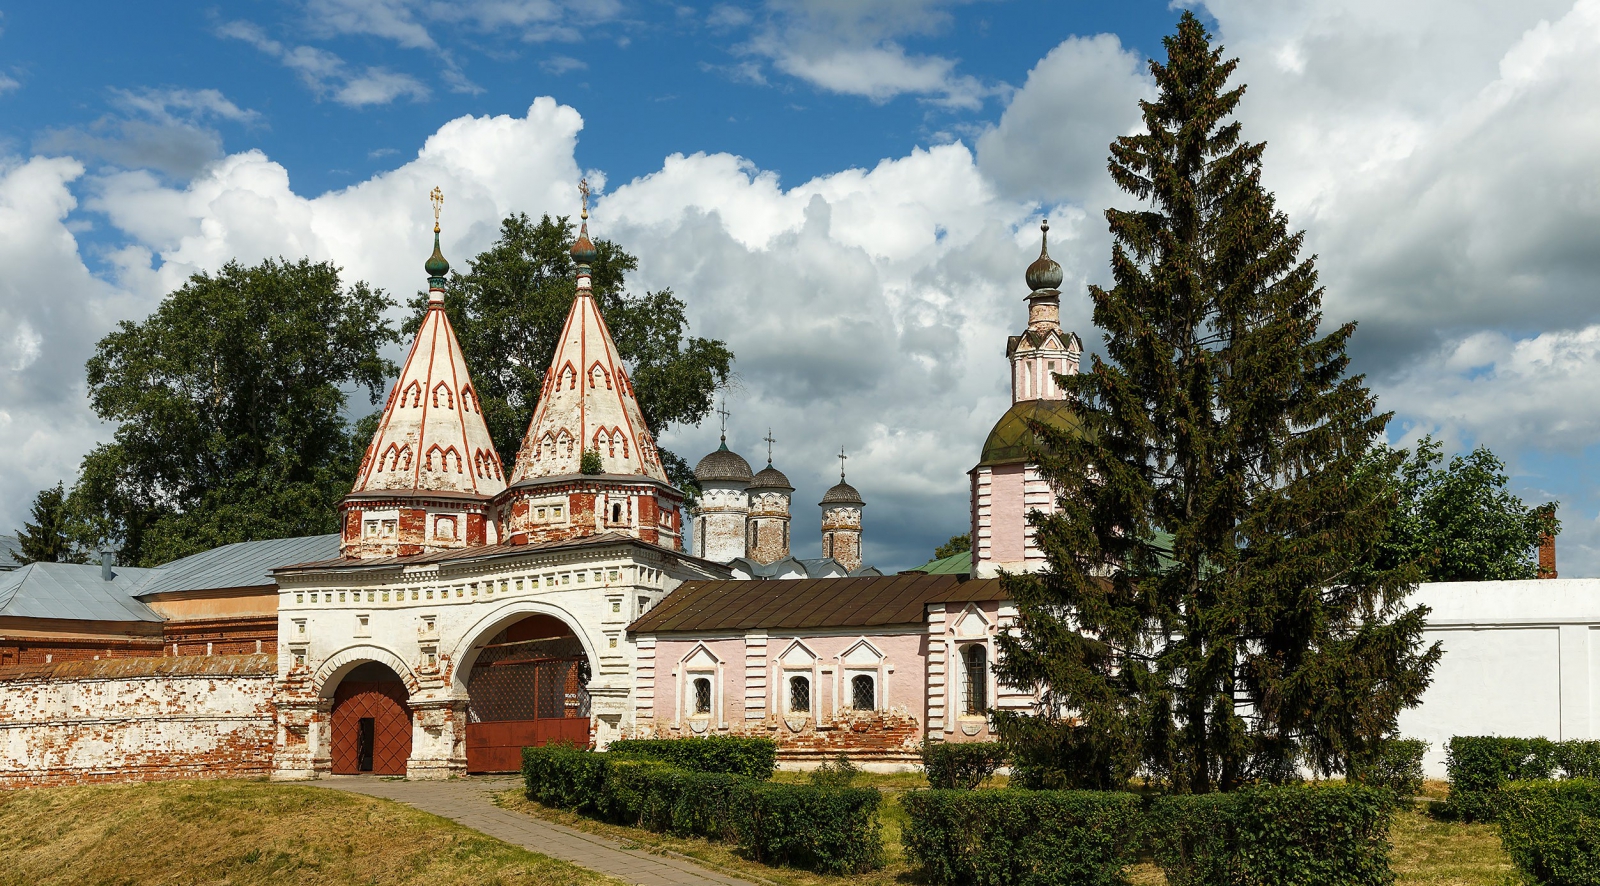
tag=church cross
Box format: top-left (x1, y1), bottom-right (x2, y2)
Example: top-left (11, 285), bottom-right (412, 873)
top-left (430, 186), bottom-right (444, 229)
top-left (763, 429), bottom-right (776, 465)
top-left (838, 446), bottom-right (847, 481)
top-left (578, 178), bottom-right (590, 219)
top-left (717, 400), bottom-right (730, 442)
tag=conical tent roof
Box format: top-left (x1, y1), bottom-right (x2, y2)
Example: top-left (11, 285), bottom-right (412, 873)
top-left (509, 229), bottom-right (668, 484)
top-left (351, 298), bottom-right (507, 497)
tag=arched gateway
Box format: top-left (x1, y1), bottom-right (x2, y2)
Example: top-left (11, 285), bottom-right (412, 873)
top-left (329, 661), bottom-right (412, 775)
top-left (463, 614), bottom-right (591, 772)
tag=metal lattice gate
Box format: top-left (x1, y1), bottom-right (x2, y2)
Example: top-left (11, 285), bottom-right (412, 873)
top-left (466, 631), bottom-right (591, 772)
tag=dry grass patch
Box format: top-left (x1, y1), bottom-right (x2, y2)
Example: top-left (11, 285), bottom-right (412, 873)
top-left (1391, 805), bottom-right (1518, 886)
top-left (0, 780), bottom-right (616, 886)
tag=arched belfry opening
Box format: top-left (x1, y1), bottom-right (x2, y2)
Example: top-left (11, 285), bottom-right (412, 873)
top-left (329, 661), bottom-right (413, 775)
top-left (464, 613), bottom-right (592, 772)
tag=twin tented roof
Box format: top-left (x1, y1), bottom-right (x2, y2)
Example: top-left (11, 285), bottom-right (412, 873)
top-left (628, 573), bottom-right (1005, 634)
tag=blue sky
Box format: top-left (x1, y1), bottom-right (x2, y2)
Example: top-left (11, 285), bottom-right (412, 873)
top-left (3, 0), bottom-right (1599, 574)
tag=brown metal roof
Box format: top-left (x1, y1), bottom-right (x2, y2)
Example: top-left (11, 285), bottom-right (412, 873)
top-left (628, 574), bottom-right (1007, 634)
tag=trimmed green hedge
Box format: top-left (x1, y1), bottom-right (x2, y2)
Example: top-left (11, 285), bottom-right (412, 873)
top-left (607, 736), bottom-right (777, 780)
top-left (921, 739), bottom-right (1008, 789)
top-left (1351, 738), bottom-right (1428, 797)
top-left (1445, 737), bottom-right (1562, 821)
top-left (902, 789), bottom-right (1143, 886)
top-left (1148, 784), bottom-right (1397, 886)
top-left (1498, 778), bottom-right (1600, 886)
top-left (521, 744), bottom-right (881, 874)
top-left (736, 783), bottom-right (884, 874)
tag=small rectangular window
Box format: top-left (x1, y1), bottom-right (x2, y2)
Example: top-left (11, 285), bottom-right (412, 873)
top-left (789, 675), bottom-right (811, 714)
top-left (693, 677), bottom-right (712, 715)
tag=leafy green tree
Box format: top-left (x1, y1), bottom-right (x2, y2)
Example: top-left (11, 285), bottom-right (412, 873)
top-left (71, 259), bottom-right (396, 566)
top-left (934, 533), bottom-right (970, 560)
top-left (15, 483), bottom-right (86, 564)
top-left (992, 13), bottom-right (1440, 793)
top-left (1364, 436), bottom-right (1557, 582)
top-left (409, 213), bottom-right (733, 492)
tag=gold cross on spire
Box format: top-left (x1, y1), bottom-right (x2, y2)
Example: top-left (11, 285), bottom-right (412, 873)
top-left (430, 186), bottom-right (444, 232)
top-left (578, 177), bottom-right (590, 220)
top-left (838, 446), bottom-right (848, 481)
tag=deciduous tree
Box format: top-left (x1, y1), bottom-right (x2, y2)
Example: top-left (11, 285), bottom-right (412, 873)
top-left (72, 259), bottom-right (396, 565)
top-left (993, 13), bottom-right (1440, 793)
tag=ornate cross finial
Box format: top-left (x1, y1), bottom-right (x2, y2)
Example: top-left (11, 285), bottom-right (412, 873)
top-left (430, 186), bottom-right (444, 233)
top-left (716, 399), bottom-right (730, 443)
top-left (578, 178), bottom-right (590, 220)
top-left (763, 429), bottom-right (776, 465)
top-left (838, 446), bottom-right (848, 481)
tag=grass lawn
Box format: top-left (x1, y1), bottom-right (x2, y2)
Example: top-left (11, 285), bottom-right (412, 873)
top-left (0, 780), bottom-right (617, 886)
top-left (498, 772), bottom-right (1519, 886)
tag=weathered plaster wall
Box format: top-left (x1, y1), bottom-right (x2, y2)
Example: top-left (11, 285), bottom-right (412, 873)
top-left (640, 629), bottom-right (934, 763)
top-left (0, 654), bottom-right (275, 787)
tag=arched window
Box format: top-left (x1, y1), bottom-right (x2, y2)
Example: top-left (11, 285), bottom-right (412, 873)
top-left (693, 677), bottom-right (712, 715)
top-left (961, 645), bottom-right (988, 715)
top-left (788, 675), bottom-right (811, 715)
top-left (851, 674), bottom-right (875, 711)
top-left (611, 502), bottom-right (624, 524)
top-left (402, 380), bottom-right (422, 407)
top-left (461, 385), bottom-right (476, 412)
top-left (432, 382), bottom-right (453, 409)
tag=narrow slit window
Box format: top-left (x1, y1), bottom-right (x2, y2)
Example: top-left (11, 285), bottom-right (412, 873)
top-left (962, 645), bottom-right (988, 715)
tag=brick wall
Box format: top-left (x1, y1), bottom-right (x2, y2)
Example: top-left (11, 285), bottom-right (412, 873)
top-left (0, 654), bottom-right (276, 787)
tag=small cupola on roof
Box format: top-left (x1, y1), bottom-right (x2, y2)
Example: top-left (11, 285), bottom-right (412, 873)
top-left (745, 429), bottom-right (793, 564)
top-left (820, 448), bottom-right (865, 572)
top-left (498, 181), bottom-right (685, 549)
top-left (340, 188), bottom-right (506, 558)
top-left (689, 406), bottom-right (755, 563)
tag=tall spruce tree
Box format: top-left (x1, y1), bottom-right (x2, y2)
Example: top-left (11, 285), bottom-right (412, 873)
top-left (993, 12), bottom-right (1441, 793)
top-left (15, 483), bottom-right (85, 564)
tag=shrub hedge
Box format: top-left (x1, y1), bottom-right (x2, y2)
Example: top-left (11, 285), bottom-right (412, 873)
top-left (521, 743), bottom-right (881, 874)
top-left (1148, 784), bottom-right (1397, 886)
top-left (921, 739), bottom-right (1008, 789)
top-left (1445, 736), bottom-right (1563, 821)
top-left (1351, 738), bottom-right (1428, 798)
top-left (737, 783), bottom-right (884, 874)
top-left (1498, 778), bottom-right (1600, 886)
top-left (606, 736), bottom-right (777, 780)
top-left (902, 789), bottom-right (1143, 886)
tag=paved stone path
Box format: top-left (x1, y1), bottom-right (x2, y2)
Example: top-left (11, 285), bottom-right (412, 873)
top-left (307, 775), bottom-right (760, 886)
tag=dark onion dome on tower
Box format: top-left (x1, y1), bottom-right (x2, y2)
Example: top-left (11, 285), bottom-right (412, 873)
top-left (694, 437), bottom-right (753, 483)
top-left (1024, 219), bottom-right (1064, 292)
top-left (820, 479), bottom-right (864, 507)
top-left (978, 399), bottom-right (1087, 467)
top-left (750, 463), bottom-right (794, 491)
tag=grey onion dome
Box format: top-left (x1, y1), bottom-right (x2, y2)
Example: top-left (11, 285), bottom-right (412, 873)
top-left (820, 480), bottom-right (864, 506)
top-left (750, 463), bottom-right (794, 491)
top-left (694, 438), bottom-right (753, 483)
top-left (1025, 219), bottom-right (1064, 292)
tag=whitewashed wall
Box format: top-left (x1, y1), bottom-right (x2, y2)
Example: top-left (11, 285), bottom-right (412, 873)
top-left (0, 654), bottom-right (276, 787)
top-left (1399, 579), bottom-right (1600, 778)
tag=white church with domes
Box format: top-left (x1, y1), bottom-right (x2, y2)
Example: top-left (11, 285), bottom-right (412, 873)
top-left (0, 195), bottom-right (1090, 781)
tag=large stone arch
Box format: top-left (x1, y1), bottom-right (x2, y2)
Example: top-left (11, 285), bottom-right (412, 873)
top-left (313, 644), bottom-right (421, 700)
top-left (446, 599), bottom-right (599, 696)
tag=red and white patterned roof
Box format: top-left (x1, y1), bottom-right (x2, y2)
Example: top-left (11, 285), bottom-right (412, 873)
top-left (351, 292), bottom-right (507, 498)
top-left (509, 264), bottom-right (667, 484)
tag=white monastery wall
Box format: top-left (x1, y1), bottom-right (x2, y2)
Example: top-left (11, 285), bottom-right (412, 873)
top-left (0, 655), bottom-right (275, 787)
top-left (1401, 579), bottom-right (1600, 777)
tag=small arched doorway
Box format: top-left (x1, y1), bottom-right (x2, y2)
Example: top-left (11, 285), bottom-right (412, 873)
top-left (330, 661), bottom-right (413, 775)
top-left (465, 613), bottom-right (592, 772)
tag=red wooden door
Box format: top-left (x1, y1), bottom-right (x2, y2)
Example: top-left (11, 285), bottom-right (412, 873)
top-left (331, 680), bottom-right (412, 775)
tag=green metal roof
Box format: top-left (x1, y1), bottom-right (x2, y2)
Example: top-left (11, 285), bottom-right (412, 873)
top-left (978, 399), bottom-right (1086, 467)
top-left (904, 550), bottom-right (972, 575)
